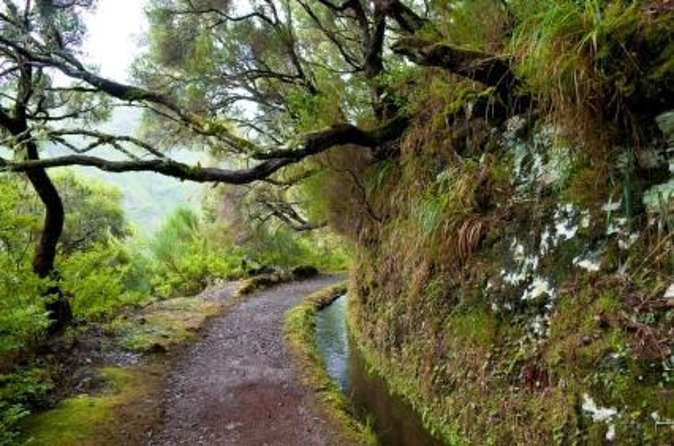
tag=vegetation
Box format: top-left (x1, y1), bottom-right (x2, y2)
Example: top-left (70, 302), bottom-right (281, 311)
top-left (338, 2), bottom-right (674, 443)
top-left (20, 365), bottom-right (164, 446)
top-left (0, 0), bottom-right (672, 444)
top-left (108, 297), bottom-right (220, 353)
top-left (0, 170), bottom-right (344, 442)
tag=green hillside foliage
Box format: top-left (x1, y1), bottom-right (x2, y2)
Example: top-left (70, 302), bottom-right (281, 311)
top-left (0, 173), bottom-right (147, 441)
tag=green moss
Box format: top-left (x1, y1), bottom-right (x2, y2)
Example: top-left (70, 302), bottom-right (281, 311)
top-left (447, 309), bottom-right (497, 348)
top-left (109, 297), bottom-right (220, 353)
top-left (21, 366), bottom-right (163, 446)
top-left (596, 291), bottom-right (620, 313)
top-left (350, 229), bottom-right (674, 443)
top-left (334, 5), bottom-right (674, 441)
top-left (98, 367), bottom-right (136, 392)
top-left (237, 272), bottom-right (293, 295)
top-left (22, 396), bottom-right (111, 445)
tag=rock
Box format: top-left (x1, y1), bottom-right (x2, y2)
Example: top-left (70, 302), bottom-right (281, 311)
top-left (656, 111), bottom-right (674, 144)
top-left (291, 265), bottom-right (319, 280)
top-left (246, 265), bottom-right (277, 277)
top-left (147, 343), bottom-right (167, 354)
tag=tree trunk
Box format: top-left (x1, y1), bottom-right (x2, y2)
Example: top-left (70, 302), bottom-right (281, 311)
top-left (23, 139), bottom-right (72, 333)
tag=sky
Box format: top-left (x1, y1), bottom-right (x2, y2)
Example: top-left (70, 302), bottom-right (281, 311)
top-left (73, 0), bottom-right (205, 234)
top-left (82, 0), bottom-right (149, 82)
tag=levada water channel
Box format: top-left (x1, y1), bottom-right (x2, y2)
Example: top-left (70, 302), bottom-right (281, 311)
top-left (315, 295), bottom-right (442, 446)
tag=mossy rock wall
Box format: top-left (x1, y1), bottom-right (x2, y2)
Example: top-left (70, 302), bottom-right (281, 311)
top-left (348, 111), bottom-right (674, 444)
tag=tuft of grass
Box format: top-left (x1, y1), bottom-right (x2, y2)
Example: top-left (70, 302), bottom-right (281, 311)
top-left (511, 0), bottom-right (674, 149)
top-left (283, 283), bottom-right (378, 446)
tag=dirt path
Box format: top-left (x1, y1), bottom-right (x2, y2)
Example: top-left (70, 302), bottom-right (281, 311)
top-left (149, 276), bottom-right (343, 446)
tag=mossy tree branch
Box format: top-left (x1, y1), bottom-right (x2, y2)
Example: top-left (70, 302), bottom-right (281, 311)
top-left (392, 37), bottom-right (531, 112)
top-left (0, 117), bottom-right (410, 183)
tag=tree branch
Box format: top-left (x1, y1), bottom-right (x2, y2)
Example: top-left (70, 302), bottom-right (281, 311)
top-left (392, 37), bottom-right (530, 111)
top-left (379, 0), bottom-right (427, 34)
top-left (0, 34), bottom-right (257, 151)
top-left (251, 115), bottom-right (408, 160)
top-left (0, 116), bottom-right (410, 183)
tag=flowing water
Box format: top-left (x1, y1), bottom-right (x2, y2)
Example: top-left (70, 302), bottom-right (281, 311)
top-left (315, 295), bottom-right (442, 446)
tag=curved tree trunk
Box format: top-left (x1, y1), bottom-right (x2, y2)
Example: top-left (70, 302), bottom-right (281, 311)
top-left (23, 139), bottom-right (72, 333)
top-left (0, 111), bottom-right (73, 332)
top-left (24, 142), bottom-right (63, 276)
top-left (0, 53), bottom-right (73, 333)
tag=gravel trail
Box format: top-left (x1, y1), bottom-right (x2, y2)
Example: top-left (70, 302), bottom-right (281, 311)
top-left (149, 276), bottom-right (343, 446)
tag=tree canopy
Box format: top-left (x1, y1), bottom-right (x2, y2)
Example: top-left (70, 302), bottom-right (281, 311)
top-left (0, 0), bottom-right (673, 329)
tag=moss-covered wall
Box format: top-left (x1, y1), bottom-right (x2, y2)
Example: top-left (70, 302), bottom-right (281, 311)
top-left (294, 3), bottom-right (674, 443)
top-left (346, 109), bottom-right (673, 443)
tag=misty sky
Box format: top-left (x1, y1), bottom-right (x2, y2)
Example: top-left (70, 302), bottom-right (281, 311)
top-left (82, 0), bottom-right (148, 82)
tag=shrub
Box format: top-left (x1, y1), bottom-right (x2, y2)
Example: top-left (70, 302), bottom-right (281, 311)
top-left (149, 207), bottom-right (244, 297)
top-left (59, 242), bottom-right (151, 321)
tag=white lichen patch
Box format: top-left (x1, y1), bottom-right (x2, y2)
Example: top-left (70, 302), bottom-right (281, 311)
top-left (537, 204), bottom-right (586, 257)
top-left (500, 239), bottom-right (539, 287)
top-left (522, 276), bottom-right (556, 302)
top-left (665, 283), bottom-right (674, 300)
top-left (512, 239), bottom-right (526, 260)
top-left (573, 253), bottom-right (602, 272)
top-left (553, 203), bottom-right (580, 241)
top-left (582, 393), bottom-right (619, 442)
top-left (529, 314), bottom-right (551, 338)
top-left (618, 232), bottom-right (640, 250)
top-left (580, 210), bottom-right (591, 229)
top-left (493, 203), bottom-right (589, 334)
top-left (501, 269), bottom-right (523, 286)
top-left (582, 394), bottom-right (618, 422)
top-left (509, 127), bottom-right (564, 195)
top-left (606, 425), bottom-right (616, 441)
top-left (539, 229), bottom-right (553, 256)
top-left (643, 180), bottom-right (674, 212)
top-left (602, 198), bottom-right (622, 212)
top-left (606, 217), bottom-right (628, 236)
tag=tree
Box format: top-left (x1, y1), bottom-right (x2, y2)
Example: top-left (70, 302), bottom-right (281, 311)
top-left (4, 0), bottom-right (642, 331)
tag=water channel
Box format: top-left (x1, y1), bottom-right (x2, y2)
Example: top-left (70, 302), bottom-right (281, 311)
top-left (315, 295), bottom-right (442, 446)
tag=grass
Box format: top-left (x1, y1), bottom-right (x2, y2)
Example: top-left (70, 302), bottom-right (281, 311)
top-left (283, 283), bottom-right (378, 446)
top-left (349, 223), bottom-right (674, 444)
top-left (237, 271), bottom-right (294, 296)
top-left (510, 0), bottom-right (674, 149)
top-left (341, 89), bottom-right (674, 441)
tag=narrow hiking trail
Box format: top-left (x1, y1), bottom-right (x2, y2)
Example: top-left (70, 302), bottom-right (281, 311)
top-left (149, 276), bottom-right (345, 446)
